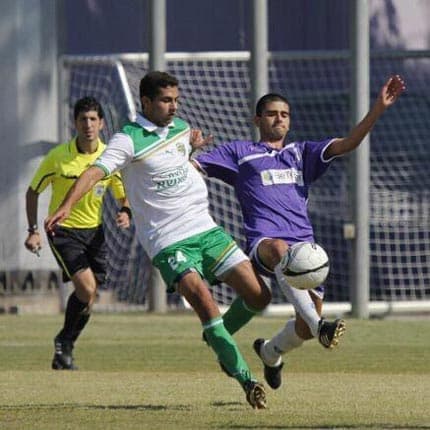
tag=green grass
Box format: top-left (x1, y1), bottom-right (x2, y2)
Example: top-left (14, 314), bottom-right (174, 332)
top-left (0, 313), bottom-right (429, 429)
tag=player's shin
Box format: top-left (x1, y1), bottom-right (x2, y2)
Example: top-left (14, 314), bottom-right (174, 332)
top-left (57, 292), bottom-right (89, 341)
top-left (203, 317), bottom-right (253, 385)
top-left (71, 310), bottom-right (91, 342)
top-left (274, 265), bottom-right (320, 337)
top-left (264, 319), bottom-right (304, 363)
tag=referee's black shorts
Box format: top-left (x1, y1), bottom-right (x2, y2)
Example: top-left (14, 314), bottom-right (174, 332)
top-left (47, 225), bottom-right (107, 285)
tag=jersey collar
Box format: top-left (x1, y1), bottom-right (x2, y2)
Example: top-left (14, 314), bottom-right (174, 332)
top-left (136, 113), bottom-right (175, 138)
top-left (70, 137), bottom-right (103, 155)
top-left (258, 141), bottom-right (286, 152)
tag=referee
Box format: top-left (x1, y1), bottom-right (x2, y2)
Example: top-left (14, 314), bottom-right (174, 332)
top-left (24, 96), bottom-right (131, 370)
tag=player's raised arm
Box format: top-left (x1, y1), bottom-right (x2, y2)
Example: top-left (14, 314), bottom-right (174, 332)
top-left (325, 75), bottom-right (406, 158)
top-left (44, 165), bottom-right (105, 232)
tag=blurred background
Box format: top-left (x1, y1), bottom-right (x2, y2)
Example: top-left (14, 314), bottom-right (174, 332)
top-left (0, 0), bottom-right (429, 317)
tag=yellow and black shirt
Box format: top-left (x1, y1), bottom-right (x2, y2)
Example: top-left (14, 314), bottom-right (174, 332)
top-left (29, 137), bottom-right (125, 228)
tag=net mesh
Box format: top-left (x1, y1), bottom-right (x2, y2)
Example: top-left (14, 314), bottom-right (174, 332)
top-left (60, 51), bottom-right (430, 307)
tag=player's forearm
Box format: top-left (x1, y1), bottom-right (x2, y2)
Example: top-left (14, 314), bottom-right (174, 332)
top-left (60, 166), bottom-right (104, 210)
top-left (327, 101), bottom-right (385, 157)
top-left (25, 187), bottom-right (39, 228)
top-left (345, 102), bottom-right (385, 150)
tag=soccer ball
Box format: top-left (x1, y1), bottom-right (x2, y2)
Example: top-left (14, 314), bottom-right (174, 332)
top-left (280, 242), bottom-right (329, 290)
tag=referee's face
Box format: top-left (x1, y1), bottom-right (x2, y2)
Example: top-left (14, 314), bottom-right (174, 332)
top-left (75, 110), bottom-right (104, 145)
top-left (141, 86), bottom-right (179, 127)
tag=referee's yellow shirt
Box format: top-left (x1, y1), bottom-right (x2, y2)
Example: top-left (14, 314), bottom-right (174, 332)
top-left (29, 138), bottom-right (126, 229)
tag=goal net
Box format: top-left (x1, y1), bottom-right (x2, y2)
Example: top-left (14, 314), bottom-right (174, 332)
top-left (59, 51), bottom-right (430, 313)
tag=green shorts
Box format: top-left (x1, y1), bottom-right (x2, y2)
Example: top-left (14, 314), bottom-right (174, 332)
top-left (152, 227), bottom-right (248, 292)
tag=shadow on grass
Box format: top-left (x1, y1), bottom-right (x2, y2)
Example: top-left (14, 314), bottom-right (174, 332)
top-left (212, 401), bottom-right (242, 407)
top-left (0, 403), bottom-right (192, 412)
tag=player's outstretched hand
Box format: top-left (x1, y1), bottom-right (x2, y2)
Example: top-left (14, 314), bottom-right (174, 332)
top-left (190, 129), bottom-right (213, 151)
top-left (379, 75), bottom-right (406, 108)
top-left (44, 207), bottom-right (70, 234)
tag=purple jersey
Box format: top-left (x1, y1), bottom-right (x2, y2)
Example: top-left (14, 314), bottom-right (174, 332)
top-left (196, 139), bottom-right (335, 252)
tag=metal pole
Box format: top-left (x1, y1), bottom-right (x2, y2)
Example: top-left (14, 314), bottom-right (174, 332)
top-left (147, 0), bottom-right (167, 312)
top-left (149, 0), bottom-right (166, 71)
top-left (250, 0), bottom-right (268, 141)
top-left (350, 0), bottom-right (370, 318)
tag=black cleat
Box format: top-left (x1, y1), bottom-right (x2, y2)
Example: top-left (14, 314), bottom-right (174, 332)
top-left (52, 336), bottom-right (77, 370)
top-left (253, 338), bottom-right (284, 389)
top-left (243, 380), bottom-right (267, 409)
top-left (318, 318), bottom-right (346, 349)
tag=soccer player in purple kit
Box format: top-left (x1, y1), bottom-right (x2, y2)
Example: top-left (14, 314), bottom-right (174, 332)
top-left (193, 74), bottom-right (405, 390)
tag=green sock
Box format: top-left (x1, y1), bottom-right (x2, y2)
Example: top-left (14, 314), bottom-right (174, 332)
top-left (203, 317), bottom-right (253, 386)
top-left (222, 297), bottom-right (260, 335)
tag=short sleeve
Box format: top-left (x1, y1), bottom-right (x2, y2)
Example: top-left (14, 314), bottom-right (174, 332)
top-left (195, 142), bottom-right (240, 186)
top-left (29, 150), bottom-right (56, 194)
top-left (301, 138), bottom-right (335, 184)
top-left (94, 132), bottom-right (134, 175)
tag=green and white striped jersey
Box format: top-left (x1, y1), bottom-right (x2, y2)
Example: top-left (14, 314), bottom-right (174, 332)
top-left (95, 113), bottom-right (217, 259)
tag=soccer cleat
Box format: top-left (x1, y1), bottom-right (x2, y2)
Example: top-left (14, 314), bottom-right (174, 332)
top-left (253, 338), bottom-right (284, 390)
top-left (318, 318), bottom-right (346, 349)
top-left (243, 380), bottom-right (267, 409)
top-left (52, 336), bottom-right (77, 370)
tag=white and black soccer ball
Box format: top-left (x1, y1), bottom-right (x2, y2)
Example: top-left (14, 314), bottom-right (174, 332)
top-left (280, 242), bottom-right (330, 290)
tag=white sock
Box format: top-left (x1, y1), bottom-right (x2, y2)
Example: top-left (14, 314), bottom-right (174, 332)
top-left (274, 264), bottom-right (320, 337)
top-left (259, 340), bottom-right (283, 367)
top-left (261, 319), bottom-right (304, 365)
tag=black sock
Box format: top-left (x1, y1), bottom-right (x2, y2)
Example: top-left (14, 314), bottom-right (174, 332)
top-left (57, 292), bottom-right (88, 342)
top-left (71, 312), bottom-right (91, 343)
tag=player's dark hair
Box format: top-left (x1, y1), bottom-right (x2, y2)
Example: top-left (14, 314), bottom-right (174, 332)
top-left (255, 93), bottom-right (290, 116)
top-left (73, 96), bottom-right (104, 120)
top-left (139, 71), bottom-right (179, 100)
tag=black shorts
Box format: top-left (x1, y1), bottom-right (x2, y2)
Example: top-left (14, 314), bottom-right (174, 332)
top-left (47, 225), bottom-right (107, 285)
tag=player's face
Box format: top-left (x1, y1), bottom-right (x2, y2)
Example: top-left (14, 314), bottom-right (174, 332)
top-left (74, 110), bottom-right (104, 145)
top-left (142, 86), bottom-right (179, 127)
top-left (255, 101), bottom-right (290, 143)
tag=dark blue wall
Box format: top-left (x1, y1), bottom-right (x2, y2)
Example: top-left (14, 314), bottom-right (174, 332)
top-left (63, 0), bottom-right (353, 55)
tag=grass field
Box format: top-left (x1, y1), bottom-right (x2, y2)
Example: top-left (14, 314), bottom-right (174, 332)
top-left (0, 312), bottom-right (429, 429)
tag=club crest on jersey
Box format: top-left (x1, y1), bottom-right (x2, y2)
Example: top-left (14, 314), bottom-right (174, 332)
top-left (93, 183), bottom-right (105, 197)
top-left (176, 142), bottom-right (186, 156)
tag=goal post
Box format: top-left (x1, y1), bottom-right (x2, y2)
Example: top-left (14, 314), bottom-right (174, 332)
top-left (58, 50), bottom-right (430, 316)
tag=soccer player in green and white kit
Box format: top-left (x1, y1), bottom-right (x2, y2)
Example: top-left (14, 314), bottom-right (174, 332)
top-left (45, 71), bottom-right (271, 409)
